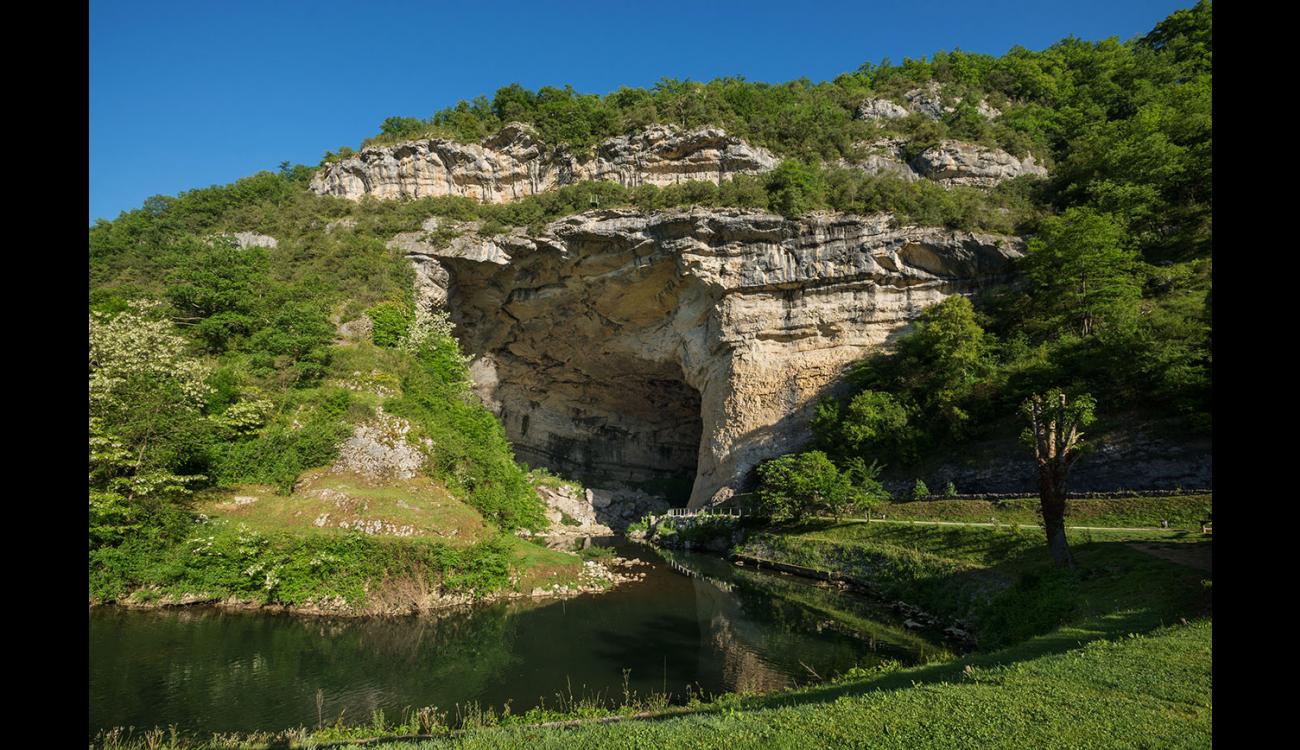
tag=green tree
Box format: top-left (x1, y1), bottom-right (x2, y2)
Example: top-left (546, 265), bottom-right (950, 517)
top-left (89, 302), bottom-right (213, 548)
top-left (1021, 389), bottom-right (1096, 567)
top-left (756, 451), bottom-right (860, 522)
top-left (1022, 208), bottom-right (1140, 338)
top-left (766, 160), bottom-right (826, 217)
top-left (835, 390), bottom-right (915, 462)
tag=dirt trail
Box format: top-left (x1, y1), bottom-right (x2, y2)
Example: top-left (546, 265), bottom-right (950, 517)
top-left (1126, 541), bottom-right (1212, 572)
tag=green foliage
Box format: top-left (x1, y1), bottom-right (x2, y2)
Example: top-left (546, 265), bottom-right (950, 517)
top-left (766, 160), bottom-right (826, 217)
top-left (88, 519), bottom-right (516, 606)
top-left (1022, 208), bottom-right (1140, 338)
top-left (912, 479), bottom-right (931, 500)
top-left (820, 296), bottom-right (995, 468)
top-left (388, 334), bottom-right (547, 532)
top-left (755, 451), bottom-right (881, 523)
top-left (89, 302), bottom-right (214, 549)
top-left (209, 387), bottom-right (355, 494)
top-left (878, 494), bottom-right (1211, 530)
top-left (1019, 389), bottom-right (1098, 456)
top-left (366, 300), bottom-right (414, 347)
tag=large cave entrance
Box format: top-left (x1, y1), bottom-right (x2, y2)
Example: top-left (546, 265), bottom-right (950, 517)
top-left (494, 355), bottom-right (704, 508)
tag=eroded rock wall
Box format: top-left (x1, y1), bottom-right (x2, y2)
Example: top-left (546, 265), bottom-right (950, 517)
top-left (311, 124), bottom-right (777, 203)
top-left (313, 123), bottom-right (1046, 203)
top-left (392, 208), bottom-right (1021, 509)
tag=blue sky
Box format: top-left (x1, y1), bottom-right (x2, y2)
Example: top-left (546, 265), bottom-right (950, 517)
top-left (89, 0), bottom-right (1195, 224)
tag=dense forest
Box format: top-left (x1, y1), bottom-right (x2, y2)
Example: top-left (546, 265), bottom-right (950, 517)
top-left (89, 3), bottom-right (1210, 583)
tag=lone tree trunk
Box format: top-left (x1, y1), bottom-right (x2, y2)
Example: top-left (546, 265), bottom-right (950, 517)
top-left (1022, 390), bottom-right (1096, 568)
top-left (1037, 462), bottom-right (1072, 568)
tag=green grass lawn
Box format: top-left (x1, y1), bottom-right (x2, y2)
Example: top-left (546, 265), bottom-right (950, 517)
top-left (370, 619), bottom-right (1210, 749)
top-left (875, 494), bottom-right (1212, 530)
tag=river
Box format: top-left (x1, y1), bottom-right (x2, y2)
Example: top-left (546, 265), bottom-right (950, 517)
top-left (89, 540), bottom-right (944, 736)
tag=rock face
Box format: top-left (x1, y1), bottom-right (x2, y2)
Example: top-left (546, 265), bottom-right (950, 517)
top-left (310, 124), bottom-right (778, 203)
top-left (856, 82), bottom-right (1003, 122)
top-left (881, 424), bottom-right (1212, 495)
top-left (535, 484), bottom-right (670, 532)
top-left (393, 208), bottom-right (1021, 510)
top-left (854, 98), bottom-right (910, 121)
top-left (841, 138), bottom-right (1045, 187)
top-left (840, 138), bottom-right (920, 182)
top-left (911, 141), bottom-right (1048, 187)
top-left (208, 232), bottom-right (278, 249)
top-left (332, 407), bottom-right (431, 481)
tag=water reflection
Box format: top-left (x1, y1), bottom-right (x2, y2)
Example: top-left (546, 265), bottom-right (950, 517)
top-left (90, 542), bottom-right (941, 736)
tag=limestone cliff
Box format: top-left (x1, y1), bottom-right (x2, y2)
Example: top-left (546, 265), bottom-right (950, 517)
top-left (855, 81), bottom-right (1002, 122)
top-left (911, 140), bottom-right (1047, 187)
top-left (842, 138), bottom-right (1047, 186)
top-left (390, 208), bottom-right (1021, 509)
top-left (310, 124), bottom-right (778, 203)
top-left (312, 123), bottom-right (1045, 203)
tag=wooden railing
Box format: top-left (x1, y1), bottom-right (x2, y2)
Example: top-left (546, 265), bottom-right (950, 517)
top-left (664, 508), bottom-right (742, 519)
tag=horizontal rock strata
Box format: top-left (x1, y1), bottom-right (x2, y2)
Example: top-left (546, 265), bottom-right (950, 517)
top-left (311, 124), bottom-right (777, 203)
top-left (391, 208), bottom-right (1021, 509)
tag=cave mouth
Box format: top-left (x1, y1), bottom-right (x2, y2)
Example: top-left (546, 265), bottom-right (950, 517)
top-left (503, 358), bottom-right (703, 508)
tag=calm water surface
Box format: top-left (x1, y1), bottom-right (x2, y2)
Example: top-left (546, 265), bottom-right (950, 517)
top-left (89, 541), bottom-right (942, 736)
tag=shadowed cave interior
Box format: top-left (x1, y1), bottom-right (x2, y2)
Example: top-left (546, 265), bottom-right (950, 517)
top-left (494, 355), bottom-right (704, 507)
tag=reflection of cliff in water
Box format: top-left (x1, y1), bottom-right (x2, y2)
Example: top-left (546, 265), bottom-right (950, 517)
top-left (689, 575), bottom-right (799, 694)
top-left (660, 547), bottom-right (946, 691)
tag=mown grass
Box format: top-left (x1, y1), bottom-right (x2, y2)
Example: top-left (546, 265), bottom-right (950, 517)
top-left (878, 494), bottom-right (1212, 530)
top-left (735, 521), bottom-right (1209, 650)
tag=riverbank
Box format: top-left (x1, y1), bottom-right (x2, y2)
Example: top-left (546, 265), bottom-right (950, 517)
top-left (90, 474), bottom-right (651, 617)
top-left (97, 551), bottom-right (647, 618)
top-left (93, 500), bottom-right (1211, 748)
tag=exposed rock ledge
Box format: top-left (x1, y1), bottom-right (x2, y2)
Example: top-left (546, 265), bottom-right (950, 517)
top-left (911, 140), bottom-right (1047, 187)
top-left (390, 208), bottom-right (1021, 510)
top-left (313, 122), bottom-right (1043, 204)
top-left (310, 123), bottom-right (778, 203)
top-left (843, 138), bottom-right (1047, 187)
top-left (855, 81), bottom-right (1002, 122)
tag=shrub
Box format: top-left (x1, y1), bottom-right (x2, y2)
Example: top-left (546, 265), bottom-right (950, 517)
top-left (756, 451), bottom-right (858, 523)
top-left (366, 301), bottom-right (414, 348)
top-left (912, 479), bottom-right (931, 500)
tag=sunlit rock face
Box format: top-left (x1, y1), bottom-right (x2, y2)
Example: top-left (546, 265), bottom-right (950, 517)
top-left (310, 124), bottom-right (777, 203)
top-left (911, 140), bottom-right (1048, 187)
top-left (391, 208), bottom-right (1021, 509)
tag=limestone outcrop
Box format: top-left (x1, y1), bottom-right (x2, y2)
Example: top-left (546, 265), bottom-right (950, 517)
top-left (854, 98), bottom-right (910, 121)
top-left (840, 138), bottom-right (1046, 187)
top-left (856, 82), bottom-right (1002, 122)
top-left (535, 483), bottom-right (670, 532)
top-left (391, 208), bottom-right (1021, 510)
top-left (331, 407), bottom-right (432, 482)
top-left (839, 138), bottom-right (920, 181)
top-left (911, 140), bottom-right (1048, 187)
top-left (310, 124), bottom-right (778, 203)
top-left (208, 232), bottom-right (278, 249)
